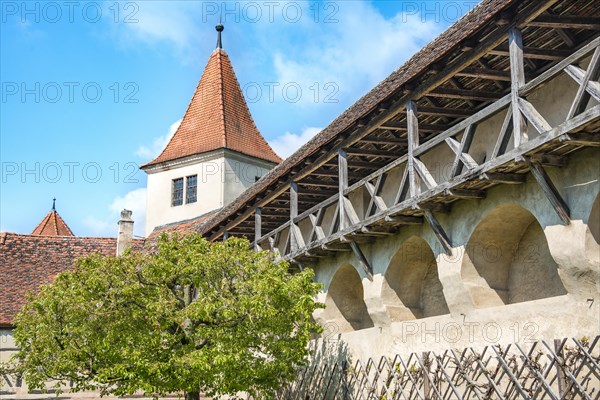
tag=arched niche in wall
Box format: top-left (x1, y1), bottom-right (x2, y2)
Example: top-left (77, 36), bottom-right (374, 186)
top-left (381, 236), bottom-right (449, 321)
top-left (462, 204), bottom-right (567, 308)
top-left (322, 264), bottom-right (374, 333)
top-left (585, 192), bottom-right (600, 265)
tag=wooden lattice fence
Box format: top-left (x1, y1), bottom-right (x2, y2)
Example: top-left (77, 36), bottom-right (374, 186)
top-left (264, 336), bottom-right (600, 400)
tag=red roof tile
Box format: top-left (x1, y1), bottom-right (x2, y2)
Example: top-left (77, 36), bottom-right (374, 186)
top-left (0, 233), bottom-right (145, 327)
top-left (31, 210), bottom-right (74, 236)
top-left (142, 49), bottom-right (281, 168)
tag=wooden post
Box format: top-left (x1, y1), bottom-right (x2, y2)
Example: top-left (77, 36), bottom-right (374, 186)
top-left (254, 208), bottom-right (262, 251)
top-left (422, 351), bottom-right (432, 400)
top-left (290, 181), bottom-right (299, 253)
top-left (554, 339), bottom-right (569, 399)
top-left (338, 149), bottom-right (348, 230)
top-left (223, 230), bottom-right (229, 241)
top-left (407, 100), bottom-right (420, 198)
top-left (509, 27), bottom-right (528, 147)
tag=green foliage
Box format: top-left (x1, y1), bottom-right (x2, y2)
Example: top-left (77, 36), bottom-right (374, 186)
top-left (13, 234), bottom-right (323, 398)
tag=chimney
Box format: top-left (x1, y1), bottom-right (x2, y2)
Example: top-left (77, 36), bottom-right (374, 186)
top-left (117, 209), bottom-right (134, 256)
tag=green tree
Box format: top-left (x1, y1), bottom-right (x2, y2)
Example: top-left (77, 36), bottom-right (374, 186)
top-left (12, 234), bottom-right (323, 399)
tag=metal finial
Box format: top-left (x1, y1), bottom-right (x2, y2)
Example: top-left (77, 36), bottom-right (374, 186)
top-left (52, 197), bottom-right (56, 211)
top-left (216, 16), bottom-right (224, 49)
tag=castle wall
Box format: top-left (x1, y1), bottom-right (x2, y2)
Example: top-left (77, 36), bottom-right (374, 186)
top-left (311, 147), bottom-right (600, 361)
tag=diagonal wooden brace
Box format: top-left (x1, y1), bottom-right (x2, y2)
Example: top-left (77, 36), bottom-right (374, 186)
top-left (528, 160), bottom-right (571, 225)
top-left (349, 241), bottom-right (373, 281)
top-left (423, 209), bottom-right (452, 256)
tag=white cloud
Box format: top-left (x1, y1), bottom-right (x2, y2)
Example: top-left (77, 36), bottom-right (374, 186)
top-left (269, 127), bottom-right (322, 159)
top-left (135, 119), bottom-right (181, 160)
top-left (83, 188), bottom-right (147, 238)
top-left (106, 2), bottom-right (203, 51)
top-left (272, 3), bottom-right (442, 106)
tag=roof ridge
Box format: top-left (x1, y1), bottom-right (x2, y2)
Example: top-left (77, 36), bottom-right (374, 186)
top-left (218, 49), bottom-right (227, 149)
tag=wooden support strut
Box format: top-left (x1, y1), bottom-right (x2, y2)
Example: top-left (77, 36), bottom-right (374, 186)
top-left (509, 27), bottom-right (528, 148)
top-left (407, 100), bottom-right (420, 198)
top-left (289, 181), bottom-right (304, 252)
top-left (349, 241), bottom-right (373, 281)
top-left (254, 208), bottom-right (262, 251)
top-left (527, 160), bottom-right (571, 225)
top-left (338, 149), bottom-right (349, 231)
top-left (422, 209), bottom-right (452, 256)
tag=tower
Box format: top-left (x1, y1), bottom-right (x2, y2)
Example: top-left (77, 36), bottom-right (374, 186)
top-left (141, 24), bottom-right (281, 236)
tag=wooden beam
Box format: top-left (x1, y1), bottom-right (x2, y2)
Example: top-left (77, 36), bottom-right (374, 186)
top-left (360, 226), bottom-right (397, 236)
top-left (456, 67), bottom-right (513, 81)
top-left (289, 181), bottom-right (300, 252)
top-left (338, 149), bottom-right (348, 231)
top-left (360, 135), bottom-right (408, 146)
top-left (567, 47), bottom-right (600, 119)
top-left (407, 100), bottom-right (419, 198)
top-left (444, 188), bottom-right (486, 199)
top-left (418, 105), bottom-right (473, 118)
top-left (528, 161), bottom-right (570, 225)
top-left (528, 15), bottom-right (600, 30)
top-left (428, 87), bottom-right (502, 101)
top-left (491, 105), bottom-right (513, 158)
top-left (528, 154), bottom-right (567, 168)
top-left (480, 172), bottom-right (527, 184)
top-left (311, 169), bottom-right (361, 179)
top-left (325, 159), bottom-right (388, 169)
top-left (254, 208), bottom-right (262, 251)
top-left (349, 241), bottom-right (373, 280)
top-left (385, 215), bottom-right (423, 225)
top-left (559, 132), bottom-right (600, 147)
top-left (298, 178), bottom-right (339, 188)
top-left (490, 45), bottom-right (571, 61)
top-left (564, 65), bottom-right (600, 101)
top-left (517, 97), bottom-right (552, 133)
top-left (345, 147), bottom-right (399, 158)
top-left (509, 27), bottom-right (528, 148)
top-left (423, 209), bottom-right (452, 256)
top-left (380, 121), bottom-right (446, 133)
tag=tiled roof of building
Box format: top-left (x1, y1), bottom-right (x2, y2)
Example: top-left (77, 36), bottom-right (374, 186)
top-left (142, 47), bottom-right (281, 169)
top-left (31, 208), bottom-right (74, 236)
top-left (0, 233), bottom-right (145, 327)
top-left (148, 210), bottom-right (219, 239)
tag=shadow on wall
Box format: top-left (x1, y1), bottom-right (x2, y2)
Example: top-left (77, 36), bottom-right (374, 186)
top-left (381, 236), bottom-right (450, 321)
top-left (323, 264), bottom-right (374, 332)
top-left (585, 192), bottom-right (600, 265)
top-left (462, 204), bottom-right (567, 308)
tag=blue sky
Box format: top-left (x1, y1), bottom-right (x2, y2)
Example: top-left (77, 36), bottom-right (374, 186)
top-left (1, 0), bottom-right (476, 237)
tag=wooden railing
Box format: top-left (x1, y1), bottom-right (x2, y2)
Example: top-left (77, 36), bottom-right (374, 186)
top-left (254, 34), bottom-right (600, 266)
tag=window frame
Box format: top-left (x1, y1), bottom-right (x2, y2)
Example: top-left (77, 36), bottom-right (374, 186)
top-left (171, 177), bottom-right (184, 207)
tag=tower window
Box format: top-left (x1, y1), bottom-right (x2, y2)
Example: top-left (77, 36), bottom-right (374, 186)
top-left (186, 175), bottom-right (197, 204)
top-left (172, 178), bottom-right (184, 206)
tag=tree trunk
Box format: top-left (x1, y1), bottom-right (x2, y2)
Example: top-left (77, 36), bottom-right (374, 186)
top-left (185, 391), bottom-right (200, 400)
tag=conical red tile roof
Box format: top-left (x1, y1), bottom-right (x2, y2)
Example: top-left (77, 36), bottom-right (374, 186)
top-left (31, 210), bottom-right (74, 236)
top-left (142, 48), bottom-right (281, 168)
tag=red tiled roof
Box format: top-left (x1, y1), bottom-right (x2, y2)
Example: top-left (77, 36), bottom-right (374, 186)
top-left (148, 210), bottom-right (218, 239)
top-left (0, 233), bottom-right (145, 327)
top-left (31, 210), bottom-right (74, 236)
top-left (142, 48), bottom-right (281, 168)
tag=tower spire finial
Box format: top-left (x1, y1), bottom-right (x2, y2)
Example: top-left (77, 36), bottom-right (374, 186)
top-left (52, 197), bottom-right (56, 211)
top-left (216, 16), bottom-right (224, 49)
